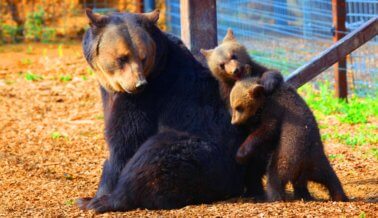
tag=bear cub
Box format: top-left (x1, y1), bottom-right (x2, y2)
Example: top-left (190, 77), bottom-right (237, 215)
top-left (200, 29), bottom-right (283, 106)
top-left (230, 77), bottom-right (348, 202)
top-left (201, 29), bottom-right (283, 198)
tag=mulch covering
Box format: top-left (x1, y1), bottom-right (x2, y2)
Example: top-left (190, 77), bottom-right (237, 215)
top-left (0, 43), bottom-right (377, 217)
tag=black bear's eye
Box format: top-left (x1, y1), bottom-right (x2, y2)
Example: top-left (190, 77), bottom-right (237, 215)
top-left (231, 54), bottom-right (237, 60)
top-left (235, 106), bottom-right (243, 113)
top-left (219, 63), bottom-right (225, 70)
top-left (141, 57), bottom-right (147, 65)
top-left (117, 55), bottom-right (129, 67)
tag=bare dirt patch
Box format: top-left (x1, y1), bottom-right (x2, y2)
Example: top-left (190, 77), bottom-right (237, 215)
top-left (0, 43), bottom-right (377, 217)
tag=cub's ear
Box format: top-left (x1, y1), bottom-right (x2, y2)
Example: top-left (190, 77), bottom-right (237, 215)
top-left (143, 9), bottom-right (160, 24)
top-left (85, 8), bottom-right (109, 28)
top-left (200, 48), bottom-right (214, 59)
top-left (223, 28), bottom-right (236, 43)
top-left (248, 84), bottom-right (265, 99)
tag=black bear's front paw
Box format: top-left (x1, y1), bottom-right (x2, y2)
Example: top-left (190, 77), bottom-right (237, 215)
top-left (76, 197), bottom-right (93, 210)
top-left (86, 195), bottom-right (114, 213)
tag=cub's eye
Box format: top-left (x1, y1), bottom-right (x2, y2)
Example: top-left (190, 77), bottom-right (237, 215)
top-left (231, 54), bottom-right (237, 60)
top-left (235, 106), bottom-right (243, 113)
top-left (117, 55), bottom-right (129, 67)
top-left (219, 63), bottom-right (225, 70)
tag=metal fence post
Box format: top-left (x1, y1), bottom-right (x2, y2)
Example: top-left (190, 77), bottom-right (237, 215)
top-left (332, 0), bottom-right (347, 99)
top-left (180, 0), bottom-right (217, 64)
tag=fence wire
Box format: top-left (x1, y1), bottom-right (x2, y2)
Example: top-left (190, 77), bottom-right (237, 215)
top-left (165, 0), bottom-right (377, 96)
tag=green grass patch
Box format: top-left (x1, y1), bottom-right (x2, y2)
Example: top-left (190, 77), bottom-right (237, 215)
top-left (299, 82), bottom-right (377, 147)
top-left (333, 133), bottom-right (364, 147)
top-left (51, 131), bottom-right (66, 139)
top-left (321, 124), bottom-right (376, 147)
top-left (26, 45), bottom-right (33, 54)
top-left (359, 211), bottom-right (366, 218)
top-left (64, 199), bottom-right (75, 206)
top-left (299, 82), bottom-right (377, 125)
top-left (86, 67), bottom-right (95, 76)
top-left (21, 58), bottom-right (32, 65)
top-left (95, 114), bottom-right (104, 120)
top-left (63, 173), bottom-right (73, 180)
top-left (25, 71), bottom-right (43, 81)
top-left (4, 80), bottom-right (14, 85)
top-left (328, 153), bottom-right (344, 161)
top-left (59, 75), bottom-right (72, 82)
top-left (321, 133), bottom-right (331, 141)
top-left (369, 148), bottom-right (378, 160)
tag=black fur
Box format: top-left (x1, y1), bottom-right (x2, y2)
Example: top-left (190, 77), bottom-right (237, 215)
top-left (79, 12), bottom-right (246, 212)
top-left (85, 131), bottom-right (243, 212)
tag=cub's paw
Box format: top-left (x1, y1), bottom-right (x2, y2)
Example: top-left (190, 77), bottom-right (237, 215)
top-left (260, 70), bottom-right (284, 94)
top-left (76, 197), bottom-right (93, 210)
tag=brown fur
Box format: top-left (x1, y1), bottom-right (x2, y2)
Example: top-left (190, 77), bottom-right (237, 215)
top-left (201, 29), bottom-right (268, 82)
top-left (85, 9), bottom-right (159, 93)
top-left (230, 78), bottom-right (348, 202)
top-left (200, 29), bottom-right (283, 106)
top-left (201, 29), bottom-right (284, 198)
top-left (230, 79), bottom-right (265, 125)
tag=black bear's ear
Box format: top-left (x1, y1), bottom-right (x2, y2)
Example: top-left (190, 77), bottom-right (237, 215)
top-left (223, 28), bottom-right (236, 43)
top-left (248, 84), bottom-right (265, 99)
top-left (85, 8), bottom-right (109, 29)
top-left (200, 48), bottom-right (214, 59)
top-left (143, 9), bottom-right (160, 24)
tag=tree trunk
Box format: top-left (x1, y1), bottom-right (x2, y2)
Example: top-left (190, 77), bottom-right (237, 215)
top-left (5, 0), bottom-right (24, 41)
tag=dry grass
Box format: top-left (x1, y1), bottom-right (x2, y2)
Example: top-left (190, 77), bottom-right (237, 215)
top-left (0, 43), bottom-right (377, 217)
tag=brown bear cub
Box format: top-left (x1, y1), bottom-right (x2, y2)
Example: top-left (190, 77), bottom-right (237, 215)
top-left (200, 29), bottom-right (283, 106)
top-left (230, 77), bottom-right (348, 202)
top-left (201, 29), bottom-right (283, 198)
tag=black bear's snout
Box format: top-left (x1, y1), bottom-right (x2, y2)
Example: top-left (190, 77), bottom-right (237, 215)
top-left (136, 79), bottom-right (148, 91)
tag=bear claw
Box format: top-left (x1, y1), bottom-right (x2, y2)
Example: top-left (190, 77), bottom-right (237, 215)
top-left (86, 195), bottom-right (113, 213)
top-left (76, 197), bottom-right (93, 210)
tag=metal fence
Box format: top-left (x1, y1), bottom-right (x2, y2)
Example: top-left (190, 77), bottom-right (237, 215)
top-left (165, 0), bottom-right (378, 96)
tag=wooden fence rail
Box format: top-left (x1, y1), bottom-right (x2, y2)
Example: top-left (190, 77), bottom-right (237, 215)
top-left (286, 16), bottom-right (378, 89)
top-left (176, 0), bottom-right (377, 97)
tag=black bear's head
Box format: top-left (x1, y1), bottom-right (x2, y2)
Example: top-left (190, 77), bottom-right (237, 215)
top-left (83, 9), bottom-right (160, 94)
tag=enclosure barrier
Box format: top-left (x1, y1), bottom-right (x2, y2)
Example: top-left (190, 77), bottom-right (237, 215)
top-left (332, 0), bottom-right (347, 98)
top-left (175, 0), bottom-right (377, 99)
top-left (180, 0), bottom-right (217, 64)
top-left (286, 16), bottom-right (378, 89)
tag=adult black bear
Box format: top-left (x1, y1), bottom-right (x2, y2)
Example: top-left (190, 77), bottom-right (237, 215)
top-left (77, 9), bottom-right (248, 212)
